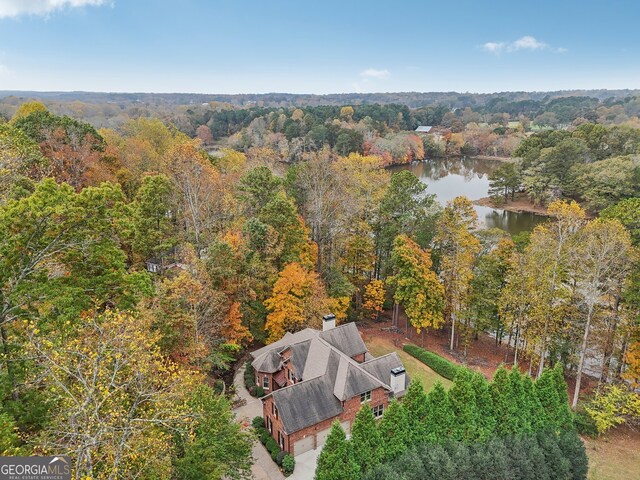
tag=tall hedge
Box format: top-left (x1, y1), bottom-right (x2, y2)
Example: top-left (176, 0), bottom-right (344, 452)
top-left (403, 344), bottom-right (462, 380)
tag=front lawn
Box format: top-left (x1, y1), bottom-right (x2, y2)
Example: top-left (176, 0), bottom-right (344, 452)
top-left (364, 335), bottom-right (452, 391)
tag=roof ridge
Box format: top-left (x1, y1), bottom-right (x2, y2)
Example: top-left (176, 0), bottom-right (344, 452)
top-left (315, 335), bottom-right (391, 392)
top-left (362, 351), bottom-right (399, 364)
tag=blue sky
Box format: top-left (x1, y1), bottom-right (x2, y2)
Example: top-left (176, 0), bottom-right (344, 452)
top-left (0, 0), bottom-right (638, 94)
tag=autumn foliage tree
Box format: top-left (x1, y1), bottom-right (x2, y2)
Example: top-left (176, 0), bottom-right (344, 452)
top-left (388, 234), bottom-right (444, 332)
top-left (434, 196), bottom-right (481, 351)
top-left (264, 262), bottom-right (330, 342)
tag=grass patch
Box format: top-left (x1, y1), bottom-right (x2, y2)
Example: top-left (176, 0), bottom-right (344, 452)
top-left (365, 336), bottom-right (452, 391)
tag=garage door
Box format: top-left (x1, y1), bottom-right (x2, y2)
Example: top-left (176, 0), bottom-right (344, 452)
top-left (315, 427), bottom-right (331, 449)
top-left (316, 421), bottom-right (349, 449)
top-left (293, 434), bottom-right (314, 456)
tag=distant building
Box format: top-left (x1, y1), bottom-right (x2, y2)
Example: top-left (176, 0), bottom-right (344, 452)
top-left (251, 316), bottom-right (408, 456)
top-left (415, 125), bottom-right (433, 133)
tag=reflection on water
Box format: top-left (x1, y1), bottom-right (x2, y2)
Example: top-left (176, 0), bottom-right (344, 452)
top-left (389, 157), bottom-right (546, 235)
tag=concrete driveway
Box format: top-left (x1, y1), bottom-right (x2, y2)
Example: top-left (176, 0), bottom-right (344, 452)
top-left (233, 364), bottom-right (285, 480)
top-left (288, 448), bottom-right (321, 480)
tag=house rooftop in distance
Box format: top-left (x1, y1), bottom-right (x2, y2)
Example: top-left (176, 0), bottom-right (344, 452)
top-left (415, 125), bottom-right (432, 133)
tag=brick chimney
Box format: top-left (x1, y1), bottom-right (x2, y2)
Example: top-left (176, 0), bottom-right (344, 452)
top-left (390, 366), bottom-right (406, 394)
top-left (322, 313), bottom-right (336, 332)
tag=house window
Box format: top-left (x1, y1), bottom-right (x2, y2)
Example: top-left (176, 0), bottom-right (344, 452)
top-left (288, 369), bottom-right (294, 382)
top-left (360, 391), bottom-right (371, 403)
top-left (267, 416), bottom-right (273, 433)
top-left (263, 376), bottom-right (269, 390)
top-left (272, 403), bottom-right (278, 419)
top-left (278, 431), bottom-right (285, 449)
top-left (372, 404), bottom-right (384, 418)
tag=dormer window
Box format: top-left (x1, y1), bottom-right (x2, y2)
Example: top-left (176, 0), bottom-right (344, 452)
top-left (360, 390), bottom-right (371, 403)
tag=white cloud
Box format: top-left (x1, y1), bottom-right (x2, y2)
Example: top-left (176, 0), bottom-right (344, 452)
top-left (360, 68), bottom-right (390, 79)
top-left (481, 36), bottom-right (566, 54)
top-left (0, 0), bottom-right (109, 18)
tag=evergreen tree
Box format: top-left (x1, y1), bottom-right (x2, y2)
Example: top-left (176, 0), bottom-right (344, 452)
top-left (535, 367), bottom-right (562, 430)
top-left (402, 380), bottom-right (429, 444)
top-left (315, 421), bottom-right (361, 480)
top-left (350, 404), bottom-right (383, 473)
top-left (378, 400), bottom-right (410, 463)
top-left (557, 431), bottom-right (589, 480)
top-left (389, 447), bottom-right (425, 480)
top-left (536, 431), bottom-right (571, 480)
top-left (449, 368), bottom-right (480, 441)
top-left (470, 437), bottom-right (509, 480)
top-left (507, 367), bottom-right (532, 433)
top-left (491, 366), bottom-right (515, 435)
top-left (520, 434), bottom-right (550, 480)
top-left (419, 443), bottom-right (456, 480)
top-left (424, 381), bottom-right (454, 442)
top-left (443, 440), bottom-right (473, 479)
top-left (470, 372), bottom-right (496, 440)
top-left (506, 435), bottom-right (537, 480)
top-left (522, 374), bottom-right (547, 431)
top-left (552, 364), bottom-right (574, 430)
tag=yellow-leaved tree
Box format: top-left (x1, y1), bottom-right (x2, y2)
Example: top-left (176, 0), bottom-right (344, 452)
top-left (264, 262), bottom-right (330, 342)
top-left (388, 234), bottom-right (445, 332)
top-left (363, 279), bottom-right (386, 320)
top-left (26, 310), bottom-right (202, 479)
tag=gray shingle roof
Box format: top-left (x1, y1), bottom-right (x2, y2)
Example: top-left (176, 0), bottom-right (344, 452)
top-left (271, 350), bottom-right (343, 433)
top-left (361, 352), bottom-right (409, 395)
top-left (319, 323), bottom-right (367, 358)
top-left (256, 323), bottom-right (409, 433)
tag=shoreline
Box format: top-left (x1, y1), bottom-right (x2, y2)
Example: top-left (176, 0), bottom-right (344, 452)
top-left (474, 195), bottom-right (550, 216)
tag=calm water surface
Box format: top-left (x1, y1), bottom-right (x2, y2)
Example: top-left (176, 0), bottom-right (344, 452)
top-left (389, 157), bottom-right (546, 235)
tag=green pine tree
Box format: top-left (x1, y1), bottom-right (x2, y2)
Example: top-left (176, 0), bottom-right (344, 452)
top-left (424, 381), bottom-right (454, 442)
top-left (315, 421), bottom-right (361, 480)
top-left (351, 404), bottom-right (383, 473)
top-left (443, 440), bottom-right (473, 479)
top-left (557, 430), bottom-right (589, 480)
top-left (522, 374), bottom-right (547, 431)
top-left (470, 437), bottom-right (509, 480)
top-left (418, 443), bottom-right (456, 480)
top-left (449, 368), bottom-right (480, 441)
top-left (508, 367), bottom-right (532, 433)
top-left (471, 372), bottom-right (496, 440)
top-left (534, 367), bottom-right (562, 430)
top-left (491, 366), bottom-right (515, 436)
top-left (378, 400), bottom-right (410, 462)
top-left (402, 380), bottom-right (429, 444)
top-left (536, 431), bottom-right (571, 480)
top-left (552, 364), bottom-right (574, 430)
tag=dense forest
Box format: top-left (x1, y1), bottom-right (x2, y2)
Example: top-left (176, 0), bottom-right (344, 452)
top-left (1, 97), bottom-right (639, 478)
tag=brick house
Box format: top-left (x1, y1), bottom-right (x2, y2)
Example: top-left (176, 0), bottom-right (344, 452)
top-left (250, 314), bottom-right (408, 456)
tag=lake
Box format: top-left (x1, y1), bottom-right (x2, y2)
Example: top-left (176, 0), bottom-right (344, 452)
top-left (389, 157), bottom-right (546, 235)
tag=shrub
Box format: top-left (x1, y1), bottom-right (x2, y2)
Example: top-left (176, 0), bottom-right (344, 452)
top-left (574, 409), bottom-right (598, 437)
top-left (244, 361), bottom-right (256, 389)
top-left (256, 386), bottom-right (265, 398)
top-left (275, 450), bottom-right (287, 466)
top-left (249, 385), bottom-right (257, 397)
top-left (258, 428), bottom-right (270, 445)
top-left (271, 448), bottom-right (280, 462)
top-left (252, 416), bottom-right (264, 429)
top-left (282, 454), bottom-right (295, 475)
top-left (266, 437), bottom-right (279, 455)
top-left (403, 344), bottom-right (462, 381)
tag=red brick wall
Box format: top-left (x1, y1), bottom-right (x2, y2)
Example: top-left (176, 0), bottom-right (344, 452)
top-left (257, 372), bottom-right (273, 392)
top-left (263, 386), bottom-right (390, 456)
top-left (351, 353), bottom-right (366, 363)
